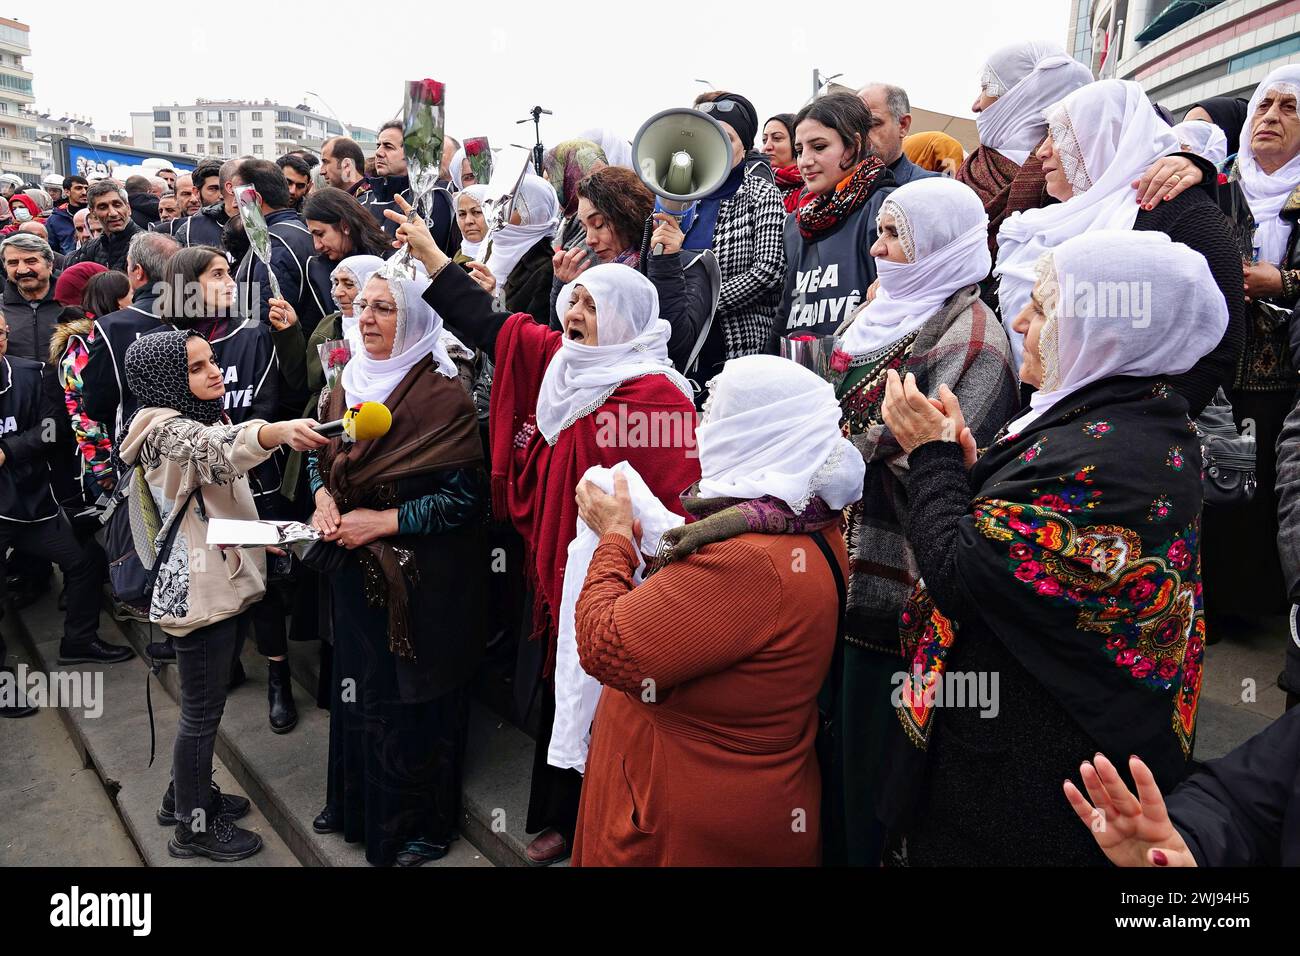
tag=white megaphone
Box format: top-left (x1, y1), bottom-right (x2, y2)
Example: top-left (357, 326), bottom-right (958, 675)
top-left (632, 107), bottom-right (734, 253)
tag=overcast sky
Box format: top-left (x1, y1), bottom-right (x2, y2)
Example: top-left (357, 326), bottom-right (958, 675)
top-left (23, 1), bottom-right (1072, 168)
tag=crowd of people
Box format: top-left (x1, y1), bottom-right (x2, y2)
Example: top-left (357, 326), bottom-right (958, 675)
top-left (1, 46), bottom-right (1298, 868)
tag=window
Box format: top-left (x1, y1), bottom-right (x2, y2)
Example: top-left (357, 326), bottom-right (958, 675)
top-left (0, 74), bottom-right (34, 95)
top-left (251, 111), bottom-right (262, 121)
top-left (228, 128), bottom-right (236, 139)
top-left (207, 110), bottom-right (220, 122)
top-left (209, 126), bottom-right (222, 139)
top-left (178, 111), bottom-right (186, 123)
top-left (154, 126), bottom-right (172, 139)
top-left (214, 144), bottom-right (223, 155)
top-left (1229, 35), bottom-right (1300, 74)
top-left (251, 128), bottom-right (262, 138)
top-left (177, 128), bottom-right (185, 139)
top-left (227, 111), bottom-right (236, 122)
top-left (0, 102), bottom-right (7, 114)
top-left (0, 150), bottom-right (11, 162)
top-left (252, 145), bottom-right (264, 155)
top-left (153, 109), bottom-right (170, 122)
top-left (179, 145), bottom-right (188, 153)
top-left (156, 142), bottom-right (170, 152)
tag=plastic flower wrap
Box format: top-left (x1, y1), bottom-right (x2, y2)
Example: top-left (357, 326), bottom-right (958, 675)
top-left (316, 339), bottom-right (351, 392)
top-left (479, 155), bottom-right (533, 258)
top-left (464, 137), bottom-right (493, 186)
top-left (386, 78), bottom-right (447, 280)
top-left (234, 184), bottom-right (282, 301)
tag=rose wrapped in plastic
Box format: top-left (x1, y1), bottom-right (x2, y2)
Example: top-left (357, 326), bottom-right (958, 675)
top-left (234, 184), bottom-right (282, 301)
top-left (465, 136), bottom-right (493, 186)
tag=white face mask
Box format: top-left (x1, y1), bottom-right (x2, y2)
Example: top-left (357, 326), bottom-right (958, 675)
top-left (11, 206), bottom-right (31, 223)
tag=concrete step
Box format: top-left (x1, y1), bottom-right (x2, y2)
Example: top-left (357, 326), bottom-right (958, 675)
top-left (5, 587), bottom-right (299, 867)
top-left (112, 617), bottom-right (489, 868)
top-left (285, 636), bottom-right (556, 868)
top-left (0, 639), bottom-right (143, 866)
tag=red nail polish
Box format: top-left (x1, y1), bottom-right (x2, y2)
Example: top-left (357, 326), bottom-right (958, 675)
top-left (1151, 849), bottom-right (1168, 866)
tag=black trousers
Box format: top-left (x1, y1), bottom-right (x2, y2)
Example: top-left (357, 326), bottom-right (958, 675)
top-left (172, 615), bottom-right (243, 824)
top-left (0, 512), bottom-right (101, 648)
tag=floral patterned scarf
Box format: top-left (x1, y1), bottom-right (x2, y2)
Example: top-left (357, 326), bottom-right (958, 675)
top-left (796, 155), bottom-right (894, 242)
top-left (898, 376), bottom-right (1205, 791)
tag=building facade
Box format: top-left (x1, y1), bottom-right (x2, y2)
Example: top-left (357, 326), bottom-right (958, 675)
top-left (0, 18), bottom-right (39, 180)
top-left (1068, 0), bottom-right (1300, 119)
top-left (130, 99), bottom-right (376, 160)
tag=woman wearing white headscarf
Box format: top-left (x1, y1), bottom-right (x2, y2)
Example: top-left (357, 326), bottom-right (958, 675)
top-left (995, 79), bottom-right (1243, 417)
top-left (1172, 120), bottom-right (1229, 170)
top-left (960, 42), bottom-right (1212, 256)
top-left (579, 127), bottom-right (633, 169)
top-left (880, 230), bottom-right (1227, 864)
top-left (471, 173), bottom-right (560, 320)
top-left (1209, 66), bottom-right (1300, 625)
top-left (306, 267), bottom-right (488, 867)
top-left (569, 354), bottom-right (863, 865)
top-left (823, 177), bottom-right (1020, 866)
top-left (393, 206), bottom-right (703, 863)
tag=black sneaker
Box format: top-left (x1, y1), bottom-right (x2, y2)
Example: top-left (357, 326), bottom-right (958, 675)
top-left (57, 638), bottom-right (136, 665)
top-left (395, 837), bottom-right (451, 867)
top-left (158, 782), bottom-right (251, 826)
top-left (168, 814), bottom-right (263, 862)
top-left (146, 640), bottom-right (176, 664)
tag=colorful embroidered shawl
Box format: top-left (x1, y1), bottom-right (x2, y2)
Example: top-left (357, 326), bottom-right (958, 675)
top-left (898, 376), bottom-right (1205, 789)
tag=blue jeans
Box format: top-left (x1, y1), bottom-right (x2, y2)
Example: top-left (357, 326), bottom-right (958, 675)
top-left (171, 615), bottom-right (244, 825)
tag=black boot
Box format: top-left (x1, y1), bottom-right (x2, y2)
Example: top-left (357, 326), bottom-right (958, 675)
top-left (0, 665), bottom-right (36, 718)
top-left (313, 805), bottom-right (342, 834)
top-left (267, 658), bottom-right (297, 734)
top-left (168, 810), bottom-right (263, 862)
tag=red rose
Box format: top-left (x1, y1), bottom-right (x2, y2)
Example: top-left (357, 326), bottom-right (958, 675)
top-left (1009, 543), bottom-right (1032, 561)
top-left (1166, 539), bottom-right (1191, 570)
top-left (1157, 659), bottom-right (1179, 680)
top-left (466, 138), bottom-right (485, 157)
top-left (1034, 578), bottom-right (1063, 596)
top-left (1126, 579), bottom-right (1156, 603)
top-left (789, 334), bottom-right (817, 342)
top-left (328, 347), bottom-right (350, 368)
top-left (830, 349), bottom-right (852, 373)
top-left (1105, 635), bottom-right (1127, 650)
top-left (1130, 658), bottom-right (1155, 679)
top-left (420, 79), bottom-right (445, 105)
top-left (1115, 649), bottom-right (1138, 667)
top-left (1033, 493), bottom-right (1069, 511)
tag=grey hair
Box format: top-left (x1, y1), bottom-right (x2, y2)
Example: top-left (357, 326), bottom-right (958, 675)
top-left (0, 232), bottom-right (54, 264)
top-left (126, 231), bottom-right (180, 282)
top-left (218, 157), bottom-right (243, 187)
top-left (150, 176), bottom-right (169, 192)
top-left (859, 82), bottom-right (911, 122)
top-left (87, 179), bottom-right (129, 207)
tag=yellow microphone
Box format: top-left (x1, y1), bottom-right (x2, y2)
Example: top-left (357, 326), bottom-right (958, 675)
top-left (313, 402), bottom-right (392, 442)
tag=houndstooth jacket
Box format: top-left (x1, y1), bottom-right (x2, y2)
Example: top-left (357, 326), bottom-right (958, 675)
top-left (710, 171), bottom-right (788, 358)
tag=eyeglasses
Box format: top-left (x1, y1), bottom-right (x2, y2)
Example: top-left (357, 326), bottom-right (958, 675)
top-left (0, 329), bottom-right (11, 339)
top-left (353, 299), bottom-right (398, 318)
top-left (698, 100), bottom-right (740, 116)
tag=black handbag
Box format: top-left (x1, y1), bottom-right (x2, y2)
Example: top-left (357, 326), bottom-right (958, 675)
top-left (299, 538), bottom-right (349, 574)
top-left (104, 467), bottom-right (201, 612)
top-left (1194, 389), bottom-right (1257, 508)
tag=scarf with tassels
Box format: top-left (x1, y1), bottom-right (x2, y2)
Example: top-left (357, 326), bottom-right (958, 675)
top-left (796, 156), bottom-right (894, 242)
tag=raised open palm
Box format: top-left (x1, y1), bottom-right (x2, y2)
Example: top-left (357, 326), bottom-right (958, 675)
top-left (1063, 753), bottom-right (1197, 867)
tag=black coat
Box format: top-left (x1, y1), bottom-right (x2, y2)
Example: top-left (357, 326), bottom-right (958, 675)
top-left (1168, 706), bottom-right (1300, 866)
top-left (0, 355), bottom-right (63, 522)
top-left (81, 287), bottom-right (164, 435)
top-left (65, 219), bottom-right (143, 272)
top-left (129, 193), bottom-right (159, 229)
top-left (152, 202), bottom-right (227, 249)
top-left (1, 280), bottom-right (63, 363)
top-left (233, 208), bottom-right (323, 338)
top-left (362, 175), bottom-right (461, 256)
top-left (501, 238), bottom-right (555, 323)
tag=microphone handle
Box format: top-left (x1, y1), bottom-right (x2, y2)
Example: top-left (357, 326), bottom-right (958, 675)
top-left (312, 419), bottom-right (346, 438)
top-left (653, 242), bottom-right (665, 256)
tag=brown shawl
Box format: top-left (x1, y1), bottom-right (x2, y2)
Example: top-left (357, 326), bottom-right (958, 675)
top-left (957, 142), bottom-right (1052, 254)
top-left (317, 355), bottom-right (482, 658)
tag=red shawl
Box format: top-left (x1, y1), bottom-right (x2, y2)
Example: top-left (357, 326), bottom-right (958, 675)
top-left (956, 143), bottom-right (1052, 254)
top-left (489, 313), bottom-right (701, 676)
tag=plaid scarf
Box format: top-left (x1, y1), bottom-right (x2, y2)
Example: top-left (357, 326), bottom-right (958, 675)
top-left (796, 156), bottom-right (892, 242)
top-left (956, 144), bottom-right (1052, 254)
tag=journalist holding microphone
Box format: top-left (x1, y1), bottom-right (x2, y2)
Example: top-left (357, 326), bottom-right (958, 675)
top-left (118, 329), bottom-right (328, 863)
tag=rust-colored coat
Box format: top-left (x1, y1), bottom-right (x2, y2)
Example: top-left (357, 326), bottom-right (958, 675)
top-left (571, 530), bottom-right (845, 867)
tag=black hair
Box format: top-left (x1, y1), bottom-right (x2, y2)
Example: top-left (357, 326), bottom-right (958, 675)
top-left (62, 174), bottom-right (88, 192)
top-left (276, 153), bottom-right (312, 178)
top-left (793, 93), bottom-right (878, 169)
top-left (192, 158), bottom-right (221, 192)
top-left (379, 119), bottom-right (403, 136)
top-left (80, 269), bottom-right (131, 319)
top-left (323, 136), bottom-right (365, 172)
top-left (301, 186), bottom-right (391, 259)
top-left (234, 158), bottom-right (291, 210)
top-left (766, 112), bottom-right (798, 142)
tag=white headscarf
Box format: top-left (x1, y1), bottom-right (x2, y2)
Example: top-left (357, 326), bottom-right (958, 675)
top-left (1172, 120), bottom-right (1228, 169)
top-left (340, 272), bottom-right (459, 405)
top-left (456, 185), bottom-right (491, 261)
top-left (995, 79), bottom-right (1179, 364)
top-left (1237, 65), bottom-right (1300, 266)
top-left (484, 173), bottom-right (559, 287)
top-left (536, 264), bottom-right (692, 443)
top-left (449, 146), bottom-right (468, 191)
top-left (330, 254), bottom-right (385, 347)
top-left (839, 178), bottom-right (991, 359)
top-left (696, 355), bottom-right (866, 514)
top-left (1006, 230), bottom-right (1228, 434)
top-left (977, 40), bottom-right (1094, 166)
top-left (580, 128), bottom-right (633, 169)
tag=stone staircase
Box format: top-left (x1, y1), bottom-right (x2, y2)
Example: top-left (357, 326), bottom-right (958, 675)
top-left (4, 578), bottom-right (557, 868)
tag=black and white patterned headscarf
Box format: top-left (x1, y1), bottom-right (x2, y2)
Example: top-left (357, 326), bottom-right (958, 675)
top-left (124, 329), bottom-right (226, 430)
